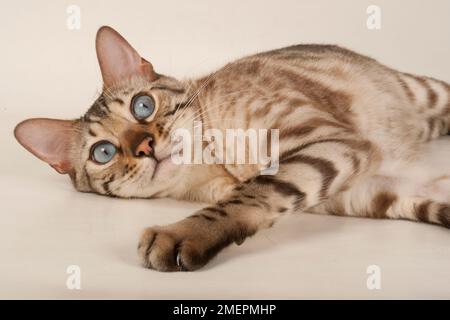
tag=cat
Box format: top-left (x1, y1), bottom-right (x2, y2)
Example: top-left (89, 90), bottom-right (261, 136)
top-left (14, 26), bottom-right (450, 272)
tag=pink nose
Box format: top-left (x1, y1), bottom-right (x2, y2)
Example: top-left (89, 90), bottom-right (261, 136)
top-left (135, 136), bottom-right (153, 157)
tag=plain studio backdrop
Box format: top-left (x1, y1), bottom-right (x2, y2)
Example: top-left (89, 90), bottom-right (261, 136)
top-left (0, 0), bottom-right (449, 299)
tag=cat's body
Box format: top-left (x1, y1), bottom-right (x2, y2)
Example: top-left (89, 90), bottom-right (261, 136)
top-left (15, 27), bottom-right (450, 271)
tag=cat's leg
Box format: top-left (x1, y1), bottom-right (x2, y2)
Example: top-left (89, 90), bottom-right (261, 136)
top-left (138, 206), bottom-right (259, 271)
top-left (138, 136), bottom-right (377, 271)
top-left (397, 73), bottom-right (450, 139)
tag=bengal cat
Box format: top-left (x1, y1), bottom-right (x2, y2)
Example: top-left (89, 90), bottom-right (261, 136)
top-left (14, 26), bottom-right (450, 271)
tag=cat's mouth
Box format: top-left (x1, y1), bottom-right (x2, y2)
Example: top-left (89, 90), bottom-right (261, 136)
top-left (150, 155), bottom-right (172, 180)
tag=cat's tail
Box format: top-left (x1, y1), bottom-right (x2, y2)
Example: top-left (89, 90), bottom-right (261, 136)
top-left (310, 137), bottom-right (450, 228)
top-left (397, 72), bottom-right (450, 140)
top-left (311, 182), bottom-right (450, 228)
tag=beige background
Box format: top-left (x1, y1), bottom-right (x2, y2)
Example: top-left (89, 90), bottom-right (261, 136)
top-left (1, 0), bottom-right (449, 299)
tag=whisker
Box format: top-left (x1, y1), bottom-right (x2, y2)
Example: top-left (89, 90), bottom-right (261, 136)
top-left (167, 62), bottom-right (237, 130)
top-left (106, 162), bottom-right (142, 196)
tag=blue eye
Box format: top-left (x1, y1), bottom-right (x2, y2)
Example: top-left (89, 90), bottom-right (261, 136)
top-left (92, 141), bottom-right (116, 164)
top-left (132, 95), bottom-right (155, 120)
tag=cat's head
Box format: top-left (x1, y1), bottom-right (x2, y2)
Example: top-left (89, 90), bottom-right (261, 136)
top-left (14, 26), bottom-right (196, 198)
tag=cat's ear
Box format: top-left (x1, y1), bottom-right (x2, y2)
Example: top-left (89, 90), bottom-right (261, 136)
top-left (14, 118), bottom-right (77, 174)
top-left (95, 26), bottom-right (157, 87)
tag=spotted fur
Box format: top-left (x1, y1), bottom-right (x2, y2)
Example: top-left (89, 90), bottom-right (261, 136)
top-left (15, 27), bottom-right (450, 272)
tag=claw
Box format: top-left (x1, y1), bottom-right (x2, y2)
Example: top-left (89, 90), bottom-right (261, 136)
top-left (176, 252), bottom-right (185, 271)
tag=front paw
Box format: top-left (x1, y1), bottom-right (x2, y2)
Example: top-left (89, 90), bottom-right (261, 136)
top-left (137, 224), bottom-right (218, 272)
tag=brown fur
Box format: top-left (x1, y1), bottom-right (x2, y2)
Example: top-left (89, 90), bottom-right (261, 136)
top-left (15, 27), bottom-right (450, 272)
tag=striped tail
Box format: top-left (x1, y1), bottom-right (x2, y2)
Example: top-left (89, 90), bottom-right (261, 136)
top-left (310, 180), bottom-right (450, 228)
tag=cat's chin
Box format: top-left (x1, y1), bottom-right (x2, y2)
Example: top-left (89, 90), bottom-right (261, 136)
top-left (150, 156), bottom-right (178, 181)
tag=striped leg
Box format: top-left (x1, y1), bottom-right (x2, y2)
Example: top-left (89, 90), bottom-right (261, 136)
top-left (398, 73), bottom-right (450, 140)
top-left (138, 136), bottom-right (376, 271)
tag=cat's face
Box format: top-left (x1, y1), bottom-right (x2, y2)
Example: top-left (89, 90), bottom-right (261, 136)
top-left (14, 26), bottom-right (196, 198)
top-left (73, 76), bottom-right (194, 198)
